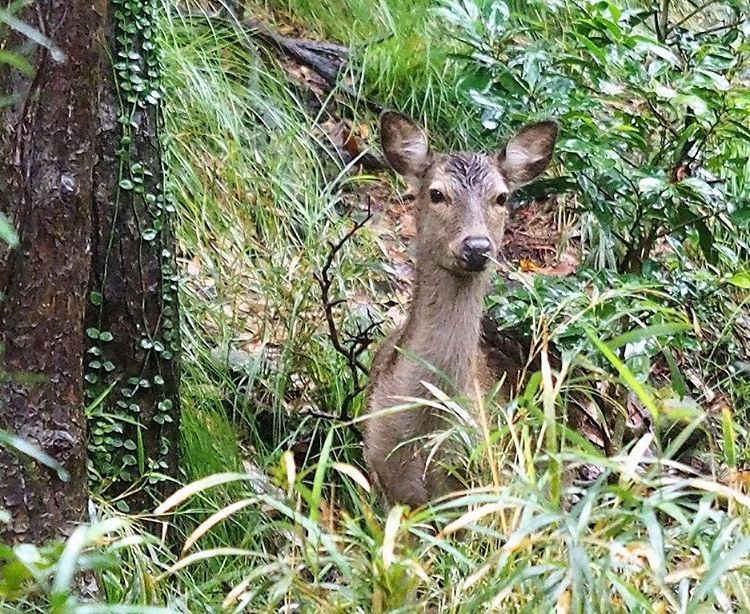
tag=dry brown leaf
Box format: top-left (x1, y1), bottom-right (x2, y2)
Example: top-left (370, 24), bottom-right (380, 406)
top-left (237, 301), bottom-right (253, 315)
top-left (674, 164), bottom-right (690, 182)
top-left (731, 470), bottom-right (750, 493)
top-left (556, 589), bottom-right (571, 614)
top-left (320, 497), bottom-right (337, 534)
top-left (343, 129), bottom-right (361, 158)
top-left (543, 248), bottom-right (580, 276)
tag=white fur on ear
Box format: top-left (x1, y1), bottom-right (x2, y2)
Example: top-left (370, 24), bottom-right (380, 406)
top-left (504, 143), bottom-right (536, 168)
top-left (499, 120), bottom-right (558, 190)
top-left (380, 111), bottom-right (432, 178)
top-left (398, 136), bottom-right (429, 164)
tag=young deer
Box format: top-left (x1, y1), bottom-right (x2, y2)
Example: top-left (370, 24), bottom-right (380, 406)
top-left (364, 111), bottom-right (558, 507)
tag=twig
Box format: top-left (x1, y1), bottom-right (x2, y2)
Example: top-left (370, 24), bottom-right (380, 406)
top-left (300, 407), bottom-right (342, 422)
top-left (642, 94), bottom-right (679, 138)
top-left (673, 0), bottom-right (719, 29)
top-left (657, 0), bottom-right (671, 42)
top-left (686, 112), bottom-right (724, 166)
top-left (695, 18), bottom-right (743, 37)
top-left (314, 197), bottom-right (379, 421)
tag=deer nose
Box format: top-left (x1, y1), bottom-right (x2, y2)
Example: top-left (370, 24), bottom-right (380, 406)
top-left (460, 236), bottom-right (493, 271)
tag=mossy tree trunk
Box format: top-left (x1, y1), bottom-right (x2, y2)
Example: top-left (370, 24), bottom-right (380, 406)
top-left (0, 0), bottom-right (106, 543)
top-left (85, 0), bottom-right (181, 511)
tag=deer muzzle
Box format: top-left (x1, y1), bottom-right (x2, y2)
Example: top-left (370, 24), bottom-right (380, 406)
top-left (459, 236), bottom-right (493, 272)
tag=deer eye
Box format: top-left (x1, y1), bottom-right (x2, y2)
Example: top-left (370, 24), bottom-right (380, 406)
top-left (429, 189), bottom-right (445, 204)
top-left (495, 193), bottom-right (508, 207)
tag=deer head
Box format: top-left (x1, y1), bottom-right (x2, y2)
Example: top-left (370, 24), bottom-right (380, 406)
top-left (380, 111), bottom-right (558, 275)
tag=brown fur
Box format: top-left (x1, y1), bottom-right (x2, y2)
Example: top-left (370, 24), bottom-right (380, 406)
top-left (363, 111), bottom-right (558, 507)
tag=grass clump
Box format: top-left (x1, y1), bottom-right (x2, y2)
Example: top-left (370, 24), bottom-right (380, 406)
top-left (160, 5), bottom-right (381, 456)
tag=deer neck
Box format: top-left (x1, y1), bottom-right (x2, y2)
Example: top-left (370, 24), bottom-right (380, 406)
top-left (398, 254), bottom-right (490, 395)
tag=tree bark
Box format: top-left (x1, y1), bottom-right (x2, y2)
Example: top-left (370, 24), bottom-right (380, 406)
top-left (0, 0), bottom-right (106, 543)
top-left (85, 0), bottom-right (181, 510)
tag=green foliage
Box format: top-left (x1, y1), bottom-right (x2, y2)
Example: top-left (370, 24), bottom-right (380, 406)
top-left (8, 415), bottom-right (750, 612)
top-left (441, 0), bottom-right (750, 271)
top-left (86, 0), bottom-right (180, 492)
top-left (0, 437), bottom-right (168, 611)
top-left (3, 0), bottom-right (750, 611)
top-left (487, 264), bottom-right (750, 464)
top-left (448, 0), bottom-right (750, 467)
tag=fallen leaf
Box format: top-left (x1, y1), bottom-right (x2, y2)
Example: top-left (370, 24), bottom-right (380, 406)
top-left (674, 164), bottom-right (690, 182)
top-left (556, 589), bottom-right (571, 614)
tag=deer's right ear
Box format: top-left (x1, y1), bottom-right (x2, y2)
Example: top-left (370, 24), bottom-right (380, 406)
top-left (379, 111), bottom-right (431, 178)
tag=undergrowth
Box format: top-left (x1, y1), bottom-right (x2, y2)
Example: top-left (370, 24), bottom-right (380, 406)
top-left (161, 6), bottom-right (380, 462)
top-left (2, 0), bottom-right (750, 612)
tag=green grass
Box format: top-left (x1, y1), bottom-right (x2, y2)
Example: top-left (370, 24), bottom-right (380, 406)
top-left (12, 389), bottom-right (750, 611)
top-left (2, 0), bottom-right (750, 611)
top-left (265, 0), bottom-right (484, 149)
top-left (160, 6), bottom-right (382, 436)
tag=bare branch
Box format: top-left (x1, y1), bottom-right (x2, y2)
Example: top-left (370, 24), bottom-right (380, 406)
top-left (314, 197), bottom-right (379, 421)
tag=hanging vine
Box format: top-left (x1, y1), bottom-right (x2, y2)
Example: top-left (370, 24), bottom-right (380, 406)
top-left (85, 0), bottom-right (180, 506)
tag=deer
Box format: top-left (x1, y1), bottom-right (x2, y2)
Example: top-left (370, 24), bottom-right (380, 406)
top-left (363, 110), bottom-right (558, 507)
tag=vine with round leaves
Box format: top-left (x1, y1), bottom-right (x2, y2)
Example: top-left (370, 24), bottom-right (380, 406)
top-left (85, 0), bottom-right (178, 503)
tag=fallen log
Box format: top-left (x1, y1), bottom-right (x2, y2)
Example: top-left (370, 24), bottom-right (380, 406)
top-left (182, 9), bottom-right (386, 170)
top-left (243, 17), bottom-right (348, 87)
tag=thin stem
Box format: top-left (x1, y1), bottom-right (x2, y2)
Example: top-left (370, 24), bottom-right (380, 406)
top-left (673, 0), bottom-right (719, 29)
top-left (657, 0), bottom-right (671, 42)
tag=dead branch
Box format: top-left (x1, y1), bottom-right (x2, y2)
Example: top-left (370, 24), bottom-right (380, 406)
top-left (314, 197), bottom-right (379, 422)
top-left (244, 17), bottom-right (347, 86)
top-left (241, 17), bottom-right (385, 117)
top-left (181, 9), bottom-right (346, 80)
top-left (192, 7), bottom-right (384, 114)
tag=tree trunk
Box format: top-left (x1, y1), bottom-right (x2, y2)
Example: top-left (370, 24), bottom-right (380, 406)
top-left (85, 0), bottom-right (181, 510)
top-left (0, 0), bottom-right (106, 543)
top-left (0, 0), bottom-right (181, 541)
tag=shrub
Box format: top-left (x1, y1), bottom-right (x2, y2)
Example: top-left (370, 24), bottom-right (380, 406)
top-left (440, 0), bottom-right (750, 271)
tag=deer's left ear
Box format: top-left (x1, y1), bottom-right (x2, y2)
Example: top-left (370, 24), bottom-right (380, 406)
top-left (498, 120), bottom-right (558, 190)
